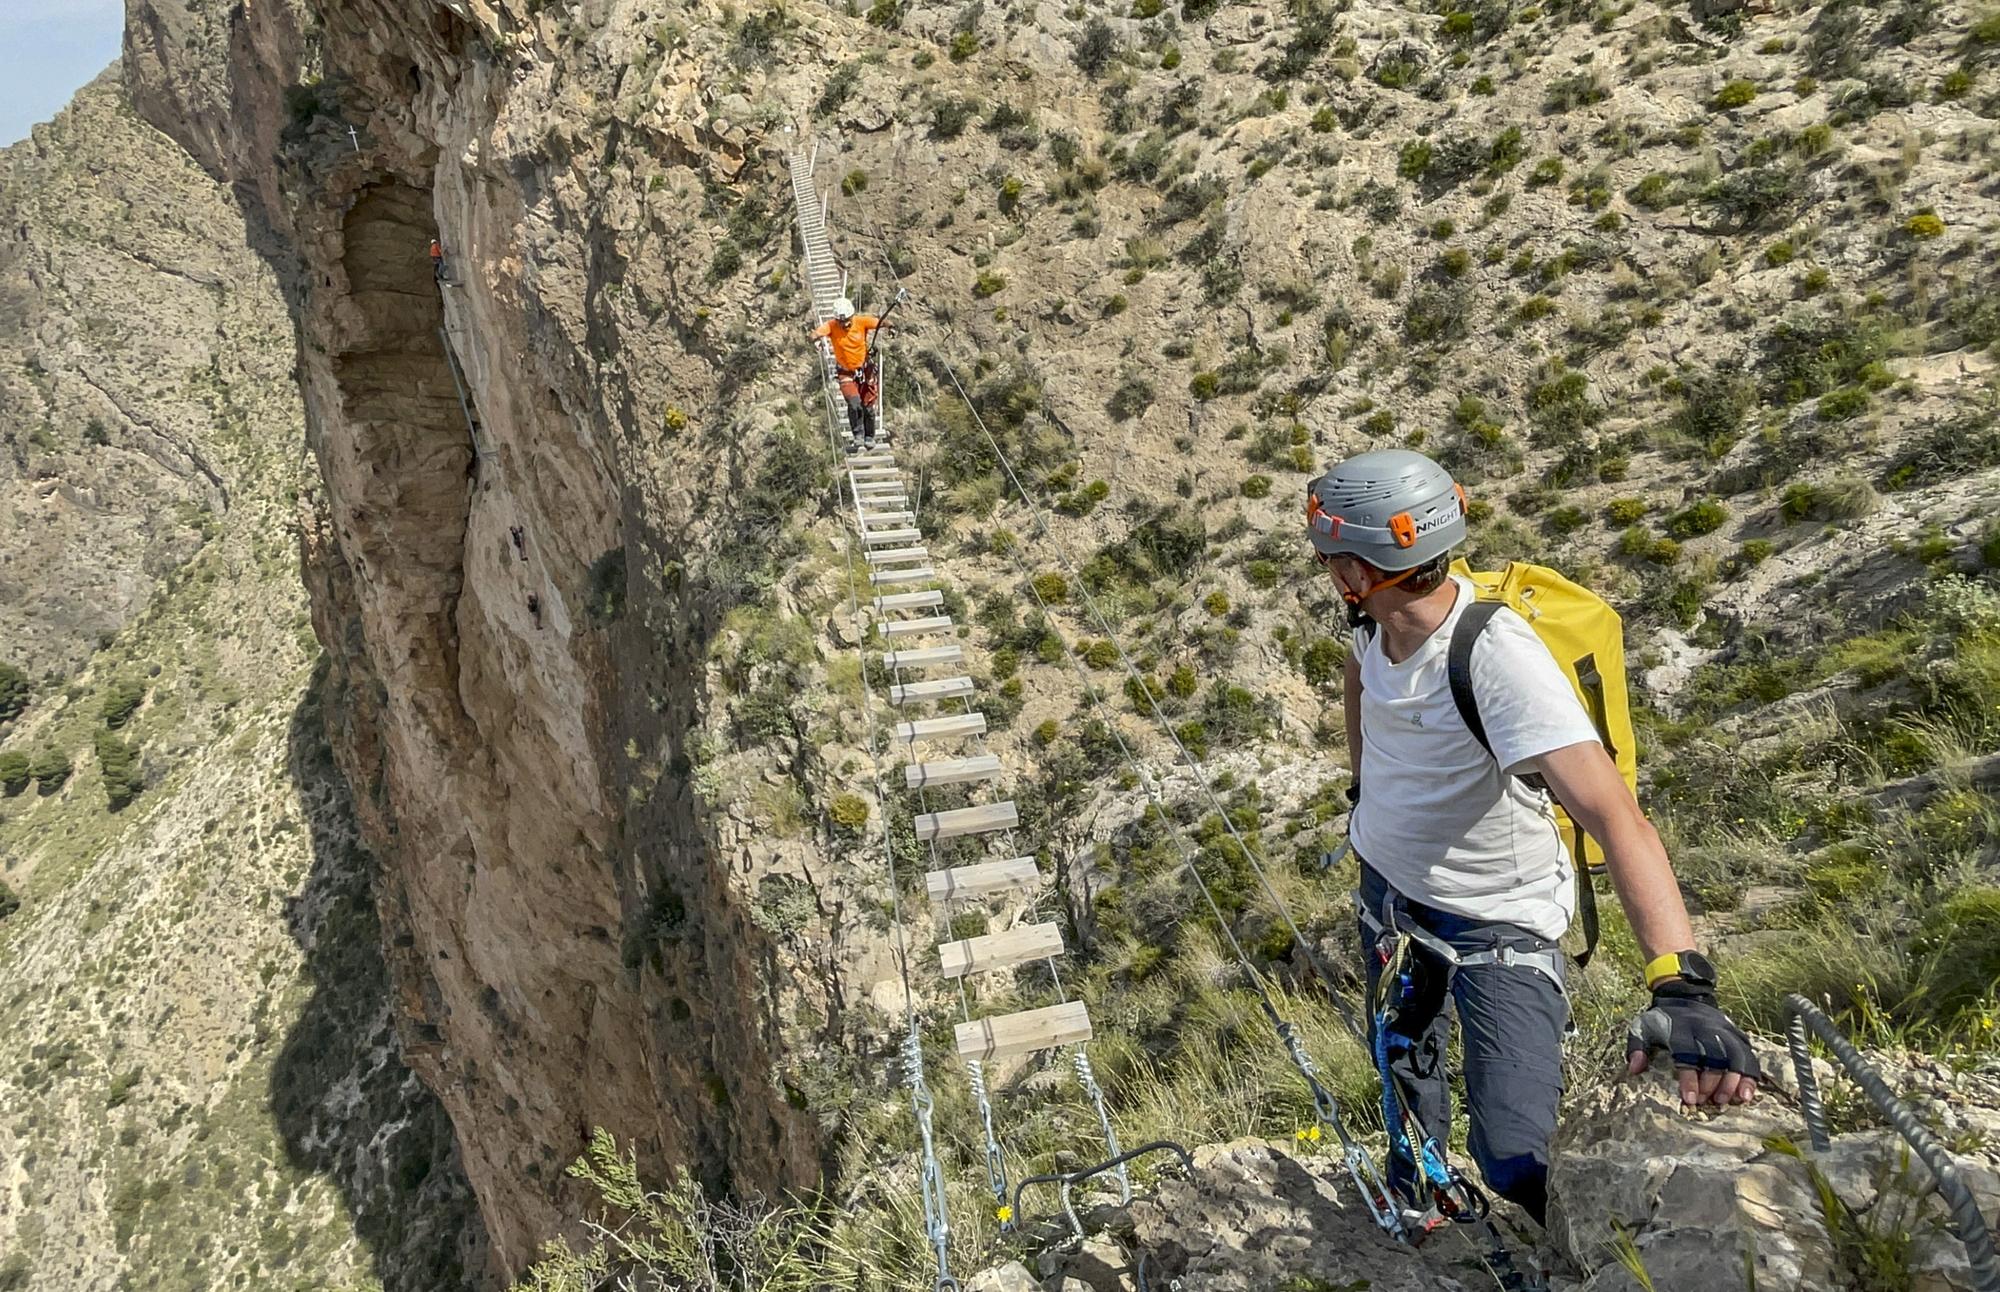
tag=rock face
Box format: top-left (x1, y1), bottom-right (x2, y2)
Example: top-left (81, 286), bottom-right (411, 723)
top-left (1550, 1059), bottom-right (2000, 1292)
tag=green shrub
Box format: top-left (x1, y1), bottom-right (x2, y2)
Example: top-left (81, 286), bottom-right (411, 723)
top-left (1397, 141), bottom-right (1433, 180)
top-left (1816, 386), bottom-right (1870, 421)
top-left (1247, 560), bottom-right (1280, 589)
top-left (1545, 505), bottom-right (1588, 536)
top-left (0, 879), bottom-right (17, 923)
top-left (1107, 377), bottom-right (1154, 421)
top-left (1526, 158), bottom-right (1564, 188)
top-left (1713, 79), bottom-right (1758, 109)
top-left (0, 662), bottom-right (26, 723)
top-left (101, 678), bottom-right (145, 729)
top-left (1629, 172), bottom-right (1674, 209)
top-left (930, 97), bottom-right (976, 138)
top-left (1203, 591), bottom-right (1230, 616)
top-left (1083, 639), bottom-right (1119, 669)
top-left (1073, 18), bottom-right (1118, 75)
top-left (1605, 498), bottom-right (1647, 526)
top-left (829, 792), bottom-right (871, 832)
top-left (1439, 248), bottom-right (1471, 278)
top-left (95, 731), bottom-right (142, 809)
top-left (971, 270), bottom-right (1007, 298)
top-left (1616, 526), bottom-right (1655, 559)
top-left (0, 752), bottom-right (28, 795)
top-left (1167, 665), bottom-right (1199, 699)
top-left (841, 168), bottom-right (868, 196)
top-left (29, 747), bottom-right (70, 790)
top-left (1904, 211), bottom-right (1945, 239)
top-left (1032, 719), bottom-right (1061, 746)
top-left (1032, 572), bottom-right (1070, 603)
top-left (1241, 474), bottom-right (1273, 499)
top-left (1301, 638), bottom-right (1342, 688)
top-left (1665, 499), bottom-right (1728, 539)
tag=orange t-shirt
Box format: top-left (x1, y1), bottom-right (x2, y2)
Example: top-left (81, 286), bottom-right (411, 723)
top-left (812, 315), bottom-right (881, 370)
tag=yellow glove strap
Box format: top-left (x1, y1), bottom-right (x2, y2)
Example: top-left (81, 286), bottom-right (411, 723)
top-left (1643, 951), bottom-right (1685, 990)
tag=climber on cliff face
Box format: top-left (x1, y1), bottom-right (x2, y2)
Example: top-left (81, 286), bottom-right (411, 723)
top-left (811, 297), bottom-right (887, 449)
top-left (429, 237), bottom-right (446, 283)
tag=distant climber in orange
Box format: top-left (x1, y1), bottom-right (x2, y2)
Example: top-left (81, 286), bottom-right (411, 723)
top-left (811, 297), bottom-right (887, 449)
top-left (429, 237), bottom-right (446, 283)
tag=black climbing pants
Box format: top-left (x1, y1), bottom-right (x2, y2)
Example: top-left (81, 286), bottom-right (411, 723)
top-left (1359, 863), bottom-right (1568, 1225)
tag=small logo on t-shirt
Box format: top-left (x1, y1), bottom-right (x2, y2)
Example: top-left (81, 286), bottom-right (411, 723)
top-left (1409, 711), bottom-right (1424, 727)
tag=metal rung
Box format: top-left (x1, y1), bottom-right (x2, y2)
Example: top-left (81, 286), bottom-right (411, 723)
top-left (927, 856), bottom-right (1041, 903)
top-left (850, 467), bottom-right (902, 480)
top-left (875, 590), bottom-right (944, 613)
top-left (871, 567), bottom-right (936, 587)
top-left (896, 713), bottom-right (987, 744)
top-left (905, 754), bottom-right (1002, 788)
top-left (890, 676), bottom-right (978, 707)
top-left (854, 482), bottom-right (906, 496)
top-left (863, 527), bottom-right (923, 546)
top-left (914, 799), bottom-right (1017, 840)
top-left (864, 510), bottom-right (916, 525)
top-left (955, 1002), bottom-right (1094, 1062)
top-left (864, 546), bottom-right (929, 566)
top-left (884, 645), bottom-right (965, 671)
top-left (849, 454), bottom-right (896, 466)
top-left (939, 922), bottom-right (1066, 979)
top-left (879, 614), bottom-right (952, 638)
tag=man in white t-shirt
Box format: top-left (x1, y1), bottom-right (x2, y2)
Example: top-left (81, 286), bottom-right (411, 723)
top-left (1305, 448), bottom-right (1758, 1228)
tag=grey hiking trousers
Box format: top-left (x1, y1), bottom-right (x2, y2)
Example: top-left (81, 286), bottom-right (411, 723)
top-left (1358, 862), bottom-right (1569, 1225)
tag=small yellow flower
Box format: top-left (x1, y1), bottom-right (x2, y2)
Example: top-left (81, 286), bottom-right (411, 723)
top-left (996, 1205), bottom-right (1014, 1223)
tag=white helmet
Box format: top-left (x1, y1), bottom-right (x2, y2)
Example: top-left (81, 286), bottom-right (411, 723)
top-left (832, 297), bottom-right (856, 322)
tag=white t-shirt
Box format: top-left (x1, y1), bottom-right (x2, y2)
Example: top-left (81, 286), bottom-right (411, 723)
top-left (1350, 576), bottom-right (1603, 941)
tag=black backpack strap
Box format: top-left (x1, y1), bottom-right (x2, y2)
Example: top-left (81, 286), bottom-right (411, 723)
top-left (1445, 598), bottom-right (1599, 968)
top-left (1445, 600), bottom-right (1505, 758)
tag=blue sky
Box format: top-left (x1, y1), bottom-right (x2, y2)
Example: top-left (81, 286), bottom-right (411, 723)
top-left (0, 0), bottom-right (126, 147)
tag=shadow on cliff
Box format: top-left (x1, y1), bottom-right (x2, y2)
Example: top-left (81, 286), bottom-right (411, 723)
top-left (269, 660), bottom-right (493, 1292)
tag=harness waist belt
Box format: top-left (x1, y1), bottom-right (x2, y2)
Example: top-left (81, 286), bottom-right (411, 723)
top-left (1357, 890), bottom-right (1567, 996)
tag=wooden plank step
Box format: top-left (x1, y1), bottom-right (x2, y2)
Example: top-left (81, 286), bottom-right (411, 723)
top-left (862, 527), bottom-right (922, 546)
top-left (905, 754), bottom-right (1002, 788)
top-left (927, 856), bottom-right (1041, 903)
top-left (849, 467), bottom-right (902, 480)
top-left (870, 567), bottom-right (936, 587)
top-left (849, 453), bottom-right (896, 466)
top-left (863, 509), bottom-right (916, 525)
top-left (854, 479), bottom-right (905, 494)
top-left (939, 922), bottom-right (1066, 979)
top-left (914, 798), bottom-right (1018, 840)
top-left (890, 677), bottom-right (978, 707)
top-left (875, 590), bottom-right (944, 613)
top-left (864, 546), bottom-right (929, 567)
top-left (883, 645), bottom-right (964, 671)
top-left (879, 614), bottom-right (952, 638)
top-left (896, 713), bottom-right (987, 744)
top-left (955, 1001), bottom-right (1093, 1062)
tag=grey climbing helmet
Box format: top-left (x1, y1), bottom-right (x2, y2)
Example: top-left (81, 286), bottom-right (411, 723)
top-left (1305, 449), bottom-right (1468, 571)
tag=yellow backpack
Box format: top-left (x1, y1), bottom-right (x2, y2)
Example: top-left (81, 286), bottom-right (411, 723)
top-left (1446, 560), bottom-right (1638, 963)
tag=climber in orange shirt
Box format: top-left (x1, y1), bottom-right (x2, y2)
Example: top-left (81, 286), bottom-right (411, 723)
top-left (811, 297), bottom-right (888, 448)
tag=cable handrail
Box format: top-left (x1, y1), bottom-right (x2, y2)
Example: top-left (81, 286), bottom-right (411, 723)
top-left (1783, 994), bottom-right (2000, 1292)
